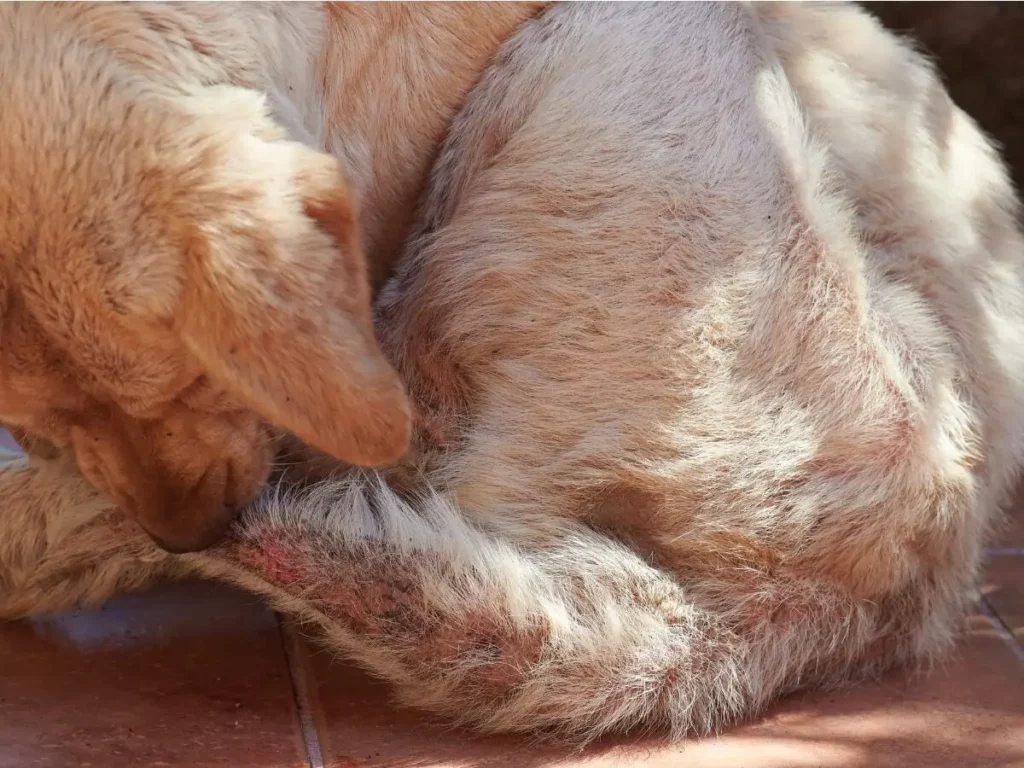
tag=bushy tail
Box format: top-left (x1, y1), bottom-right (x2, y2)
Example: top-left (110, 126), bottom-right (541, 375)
top-left (0, 456), bottom-right (943, 743)
top-left (218, 476), bottom-right (759, 741)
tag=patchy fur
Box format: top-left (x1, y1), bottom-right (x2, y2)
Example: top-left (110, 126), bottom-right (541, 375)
top-left (3, 1), bottom-right (1024, 745)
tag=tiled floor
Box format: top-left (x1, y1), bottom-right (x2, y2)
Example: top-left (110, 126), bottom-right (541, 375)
top-left (0, 584), bottom-right (307, 768)
top-left (1, 450), bottom-right (1023, 767)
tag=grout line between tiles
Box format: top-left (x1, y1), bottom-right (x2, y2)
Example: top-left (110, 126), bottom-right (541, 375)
top-left (985, 547), bottom-right (1024, 557)
top-left (977, 594), bottom-right (1024, 664)
top-left (278, 615), bottom-right (326, 768)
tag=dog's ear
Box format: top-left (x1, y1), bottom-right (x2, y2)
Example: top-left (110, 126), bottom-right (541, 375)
top-left (174, 89), bottom-right (411, 466)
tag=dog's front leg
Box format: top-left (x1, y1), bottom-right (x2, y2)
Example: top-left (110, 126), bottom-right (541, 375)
top-left (0, 451), bottom-right (181, 618)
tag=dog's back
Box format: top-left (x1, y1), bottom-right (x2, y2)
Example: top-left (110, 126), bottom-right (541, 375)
top-left (2, 0), bottom-right (1023, 742)
top-left (368, 1), bottom-right (1024, 734)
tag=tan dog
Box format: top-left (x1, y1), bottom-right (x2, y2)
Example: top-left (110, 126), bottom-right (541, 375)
top-left (0, 3), bottom-right (539, 551)
top-left (3, 1), bottom-right (1024, 743)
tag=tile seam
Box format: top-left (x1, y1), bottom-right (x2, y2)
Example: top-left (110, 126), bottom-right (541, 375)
top-left (278, 615), bottom-right (326, 768)
top-left (977, 594), bottom-right (1024, 665)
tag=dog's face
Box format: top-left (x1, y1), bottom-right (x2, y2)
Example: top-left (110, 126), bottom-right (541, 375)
top-left (0, 25), bottom-right (411, 552)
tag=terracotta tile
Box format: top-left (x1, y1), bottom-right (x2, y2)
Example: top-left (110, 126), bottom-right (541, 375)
top-left (994, 474), bottom-right (1024, 551)
top-left (699, 612), bottom-right (1024, 768)
top-left (0, 581), bottom-right (308, 768)
top-left (298, 608), bottom-right (1024, 768)
top-left (984, 556), bottom-right (1024, 647)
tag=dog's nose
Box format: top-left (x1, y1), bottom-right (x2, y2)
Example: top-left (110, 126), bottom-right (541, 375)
top-left (141, 501), bottom-right (239, 554)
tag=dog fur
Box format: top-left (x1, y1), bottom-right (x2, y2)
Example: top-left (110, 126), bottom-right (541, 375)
top-left (3, 0), bottom-right (1024, 744)
top-left (0, 2), bottom-right (537, 551)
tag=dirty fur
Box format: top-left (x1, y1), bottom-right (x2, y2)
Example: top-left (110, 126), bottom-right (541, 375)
top-left (3, 1), bottom-right (1024, 745)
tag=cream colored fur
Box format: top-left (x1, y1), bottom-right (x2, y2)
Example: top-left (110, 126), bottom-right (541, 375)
top-left (3, 1), bottom-right (1024, 744)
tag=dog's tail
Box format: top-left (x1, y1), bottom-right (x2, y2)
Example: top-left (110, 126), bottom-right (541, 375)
top-left (0, 458), bottom-right (956, 743)
top-left (209, 473), bottom-right (950, 742)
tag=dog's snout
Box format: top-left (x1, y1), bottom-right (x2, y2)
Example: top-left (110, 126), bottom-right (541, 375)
top-left (141, 499), bottom-right (239, 554)
top-left (68, 412), bottom-right (272, 553)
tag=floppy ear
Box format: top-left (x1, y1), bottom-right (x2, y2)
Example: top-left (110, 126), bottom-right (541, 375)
top-left (175, 93), bottom-right (411, 466)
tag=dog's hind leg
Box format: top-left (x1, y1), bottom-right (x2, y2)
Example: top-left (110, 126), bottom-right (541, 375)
top-left (0, 457), bottom-right (753, 742)
top-left (0, 453), bottom-right (180, 616)
top-left (0, 456), bottom-right (934, 743)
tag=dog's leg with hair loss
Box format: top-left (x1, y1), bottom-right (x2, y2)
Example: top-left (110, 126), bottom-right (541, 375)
top-left (0, 451), bottom-right (884, 742)
top-left (0, 453), bottom-right (747, 740)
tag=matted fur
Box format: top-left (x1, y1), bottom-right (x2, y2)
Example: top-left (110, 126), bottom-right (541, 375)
top-left (3, 1), bottom-right (1024, 744)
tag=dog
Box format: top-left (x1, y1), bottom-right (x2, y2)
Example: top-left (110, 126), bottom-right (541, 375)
top-left (3, 0), bottom-right (1024, 743)
top-left (0, 2), bottom-right (540, 552)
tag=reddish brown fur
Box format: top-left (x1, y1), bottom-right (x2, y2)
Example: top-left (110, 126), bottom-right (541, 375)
top-left (0, 3), bottom-right (418, 551)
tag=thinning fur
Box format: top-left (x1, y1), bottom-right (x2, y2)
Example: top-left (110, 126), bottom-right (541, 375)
top-left (3, 1), bottom-right (1024, 744)
top-left (0, 455), bottom-right (905, 741)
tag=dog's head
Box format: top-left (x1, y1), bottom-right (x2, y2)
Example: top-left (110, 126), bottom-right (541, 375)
top-left (0, 25), bottom-right (411, 552)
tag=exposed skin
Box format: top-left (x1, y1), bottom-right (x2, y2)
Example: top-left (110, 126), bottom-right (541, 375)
top-left (2, 0), bottom-right (1024, 744)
